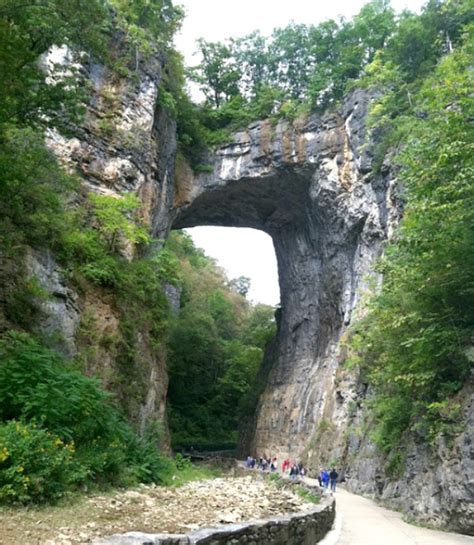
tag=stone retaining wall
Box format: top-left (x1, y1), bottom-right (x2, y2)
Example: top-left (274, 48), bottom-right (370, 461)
top-left (95, 496), bottom-right (335, 545)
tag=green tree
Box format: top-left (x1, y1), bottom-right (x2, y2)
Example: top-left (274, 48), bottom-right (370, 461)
top-left (233, 31), bottom-right (272, 98)
top-left (228, 276), bottom-right (251, 297)
top-left (269, 23), bottom-right (313, 100)
top-left (109, 0), bottom-right (183, 52)
top-left (165, 232), bottom-right (276, 450)
top-left (192, 39), bottom-right (242, 107)
top-left (0, 127), bottom-right (74, 251)
top-left (87, 193), bottom-right (150, 253)
top-left (0, 0), bottom-right (108, 130)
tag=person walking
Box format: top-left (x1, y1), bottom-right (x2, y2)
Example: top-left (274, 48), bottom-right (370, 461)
top-left (330, 468), bottom-right (338, 492)
top-left (321, 468), bottom-right (330, 489)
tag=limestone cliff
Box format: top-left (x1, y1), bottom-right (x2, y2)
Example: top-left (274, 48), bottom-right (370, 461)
top-left (171, 88), bottom-right (400, 463)
top-left (168, 90), bottom-right (473, 534)
top-left (11, 47), bottom-right (178, 447)
top-left (24, 48), bottom-right (472, 532)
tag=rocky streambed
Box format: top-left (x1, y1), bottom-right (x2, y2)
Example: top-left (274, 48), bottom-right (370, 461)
top-left (0, 475), bottom-right (318, 544)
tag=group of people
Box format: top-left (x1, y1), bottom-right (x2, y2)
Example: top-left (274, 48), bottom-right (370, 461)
top-left (244, 455), bottom-right (308, 481)
top-left (319, 468), bottom-right (338, 492)
top-left (245, 455), bottom-right (280, 472)
top-left (245, 455), bottom-right (339, 492)
top-left (282, 458), bottom-right (305, 479)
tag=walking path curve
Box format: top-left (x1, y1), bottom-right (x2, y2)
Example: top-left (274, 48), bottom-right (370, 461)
top-left (318, 487), bottom-right (474, 545)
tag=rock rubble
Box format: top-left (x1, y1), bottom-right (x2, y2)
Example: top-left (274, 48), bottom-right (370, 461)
top-left (0, 476), bottom-right (316, 545)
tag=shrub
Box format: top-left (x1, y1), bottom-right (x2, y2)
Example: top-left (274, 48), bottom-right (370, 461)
top-left (0, 331), bottom-right (170, 501)
top-left (0, 421), bottom-right (83, 504)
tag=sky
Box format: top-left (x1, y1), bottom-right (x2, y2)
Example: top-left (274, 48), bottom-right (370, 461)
top-left (174, 0), bottom-right (425, 306)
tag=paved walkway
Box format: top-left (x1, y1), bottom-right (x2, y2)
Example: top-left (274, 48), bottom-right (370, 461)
top-left (318, 488), bottom-right (474, 545)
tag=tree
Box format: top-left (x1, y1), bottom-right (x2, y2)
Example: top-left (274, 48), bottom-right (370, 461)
top-left (87, 193), bottom-right (150, 253)
top-left (228, 276), bottom-right (251, 297)
top-left (192, 39), bottom-right (241, 107)
top-left (233, 31), bottom-right (272, 98)
top-left (269, 23), bottom-right (313, 100)
top-left (0, 0), bottom-right (108, 130)
top-left (352, 0), bottom-right (396, 62)
top-left (165, 232), bottom-right (276, 450)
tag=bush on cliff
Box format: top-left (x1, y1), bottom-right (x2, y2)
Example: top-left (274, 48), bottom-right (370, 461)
top-left (0, 332), bottom-right (171, 503)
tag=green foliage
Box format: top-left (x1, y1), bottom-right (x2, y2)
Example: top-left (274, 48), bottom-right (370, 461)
top-left (296, 487), bottom-right (321, 504)
top-left (3, 277), bottom-right (46, 331)
top-left (228, 276), bottom-right (251, 297)
top-left (165, 232), bottom-right (276, 450)
top-left (184, 0), bottom-right (473, 154)
top-left (346, 27), bottom-right (474, 460)
top-left (191, 39), bottom-right (242, 108)
top-left (87, 193), bottom-right (150, 252)
top-left (188, 0), bottom-right (398, 131)
top-left (108, 0), bottom-right (184, 55)
top-left (0, 332), bottom-right (117, 445)
top-left (174, 453), bottom-right (192, 471)
top-left (0, 0), bottom-right (108, 131)
top-left (0, 0), bottom-right (205, 506)
top-left (0, 127), bottom-right (75, 251)
top-left (0, 421), bottom-right (82, 504)
top-left (0, 332), bottom-right (174, 503)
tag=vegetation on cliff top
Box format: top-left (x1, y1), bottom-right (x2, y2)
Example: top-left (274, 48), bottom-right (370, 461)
top-left (177, 0), bottom-right (472, 147)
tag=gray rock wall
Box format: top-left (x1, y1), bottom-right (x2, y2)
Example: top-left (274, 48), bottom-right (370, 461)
top-left (170, 89), bottom-right (400, 463)
top-left (168, 89), bottom-right (473, 533)
top-left (345, 380), bottom-right (474, 534)
top-left (35, 46), bottom-right (177, 442)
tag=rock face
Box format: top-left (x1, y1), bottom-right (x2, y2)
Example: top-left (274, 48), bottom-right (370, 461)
top-left (28, 47), bottom-right (177, 443)
top-left (345, 380), bottom-right (474, 534)
top-left (171, 89), bottom-right (399, 460)
top-left (31, 47), bottom-right (472, 532)
top-left (168, 90), bottom-right (473, 534)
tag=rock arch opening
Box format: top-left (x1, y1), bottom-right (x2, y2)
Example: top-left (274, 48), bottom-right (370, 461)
top-left (183, 226), bottom-right (279, 306)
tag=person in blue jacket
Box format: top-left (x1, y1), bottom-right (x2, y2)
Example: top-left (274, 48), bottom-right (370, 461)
top-left (321, 468), bottom-right (330, 489)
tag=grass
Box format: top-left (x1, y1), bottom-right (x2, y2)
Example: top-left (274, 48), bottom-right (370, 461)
top-left (268, 472), bottom-right (321, 504)
top-left (166, 462), bottom-right (222, 487)
top-left (296, 487), bottom-right (321, 504)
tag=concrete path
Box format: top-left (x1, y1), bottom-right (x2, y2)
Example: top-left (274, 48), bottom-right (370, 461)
top-left (318, 488), bottom-right (474, 545)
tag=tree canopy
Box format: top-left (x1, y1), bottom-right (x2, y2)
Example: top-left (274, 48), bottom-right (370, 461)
top-left (179, 0), bottom-right (473, 149)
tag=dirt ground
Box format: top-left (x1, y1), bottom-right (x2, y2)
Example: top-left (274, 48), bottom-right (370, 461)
top-left (0, 475), bottom-right (315, 544)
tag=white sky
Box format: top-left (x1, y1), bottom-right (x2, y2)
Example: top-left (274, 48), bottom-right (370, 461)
top-left (175, 0), bottom-right (425, 306)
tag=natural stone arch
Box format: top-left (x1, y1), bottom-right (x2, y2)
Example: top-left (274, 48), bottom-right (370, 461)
top-left (168, 89), bottom-right (399, 461)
